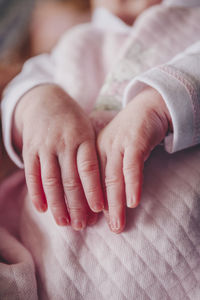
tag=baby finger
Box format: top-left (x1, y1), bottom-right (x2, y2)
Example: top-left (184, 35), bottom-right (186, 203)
top-left (105, 151), bottom-right (126, 233)
top-left (59, 151), bottom-right (88, 231)
top-left (23, 151), bottom-right (47, 213)
top-left (77, 141), bottom-right (104, 213)
top-left (40, 153), bottom-right (70, 226)
top-left (123, 147), bottom-right (144, 208)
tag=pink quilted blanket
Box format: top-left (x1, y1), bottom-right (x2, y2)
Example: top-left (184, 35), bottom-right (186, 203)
top-left (0, 146), bottom-right (200, 299)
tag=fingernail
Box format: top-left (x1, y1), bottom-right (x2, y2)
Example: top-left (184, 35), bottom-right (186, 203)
top-left (110, 218), bottom-right (121, 232)
top-left (127, 197), bottom-right (137, 208)
top-left (57, 216), bottom-right (69, 226)
top-left (92, 203), bottom-right (104, 212)
top-left (72, 220), bottom-right (85, 231)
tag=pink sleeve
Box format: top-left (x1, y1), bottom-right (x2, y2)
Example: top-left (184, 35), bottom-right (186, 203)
top-left (123, 41), bottom-right (200, 153)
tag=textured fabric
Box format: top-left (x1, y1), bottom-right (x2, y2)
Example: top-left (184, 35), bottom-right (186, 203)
top-left (0, 0), bottom-right (34, 58)
top-left (1, 2), bottom-right (200, 298)
top-left (0, 146), bottom-right (200, 299)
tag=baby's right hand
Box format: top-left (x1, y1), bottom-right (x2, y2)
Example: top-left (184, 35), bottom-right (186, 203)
top-left (13, 84), bottom-right (104, 230)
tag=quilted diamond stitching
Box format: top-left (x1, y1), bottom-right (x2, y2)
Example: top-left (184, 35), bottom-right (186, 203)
top-left (83, 228), bottom-right (150, 300)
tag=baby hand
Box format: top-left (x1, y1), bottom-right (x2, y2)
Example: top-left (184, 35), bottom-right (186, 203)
top-left (13, 84), bottom-right (104, 230)
top-left (97, 87), bottom-right (172, 233)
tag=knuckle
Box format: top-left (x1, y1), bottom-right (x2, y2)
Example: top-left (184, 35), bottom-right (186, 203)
top-left (26, 173), bottom-right (39, 185)
top-left (108, 201), bottom-right (123, 210)
top-left (79, 160), bottom-right (98, 174)
top-left (68, 206), bottom-right (85, 215)
top-left (85, 185), bottom-right (99, 197)
top-left (48, 198), bottom-right (64, 211)
top-left (43, 176), bottom-right (61, 190)
top-left (62, 177), bottom-right (81, 192)
top-left (30, 192), bottom-right (42, 203)
top-left (123, 164), bottom-right (140, 176)
top-left (123, 160), bottom-right (143, 184)
top-left (23, 138), bottom-right (42, 154)
top-left (50, 202), bottom-right (63, 213)
top-left (56, 137), bottom-right (68, 153)
top-left (123, 163), bottom-right (135, 171)
top-left (23, 146), bottom-right (37, 162)
top-left (105, 175), bottom-right (121, 188)
top-left (87, 184), bottom-right (99, 194)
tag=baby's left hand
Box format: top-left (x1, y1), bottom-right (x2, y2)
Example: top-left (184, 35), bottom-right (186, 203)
top-left (97, 87), bottom-right (172, 233)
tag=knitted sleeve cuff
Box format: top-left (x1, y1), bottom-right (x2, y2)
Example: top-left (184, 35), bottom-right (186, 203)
top-left (123, 65), bottom-right (199, 153)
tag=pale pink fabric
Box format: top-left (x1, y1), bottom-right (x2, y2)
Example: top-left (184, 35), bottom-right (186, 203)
top-left (1, 1), bottom-right (200, 299)
top-left (1, 147), bottom-right (200, 299)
